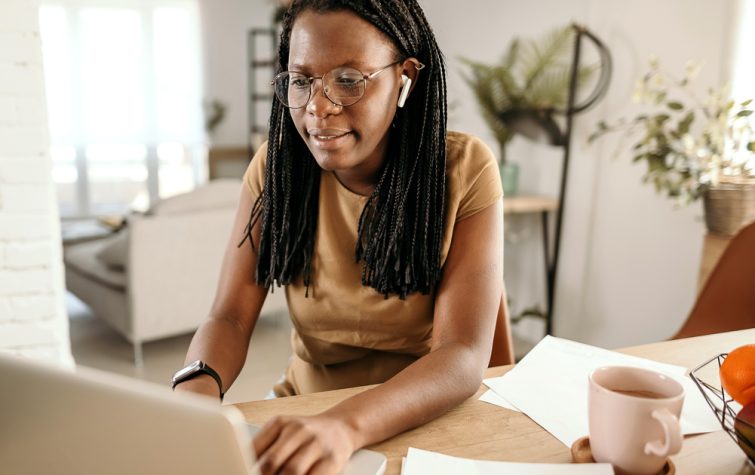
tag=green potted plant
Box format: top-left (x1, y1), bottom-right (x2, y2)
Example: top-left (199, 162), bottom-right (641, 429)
top-left (589, 58), bottom-right (755, 235)
top-left (460, 25), bottom-right (597, 196)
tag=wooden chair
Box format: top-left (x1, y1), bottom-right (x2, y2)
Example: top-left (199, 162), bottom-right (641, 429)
top-left (489, 284), bottom-right (515, 366)
top-left (672, 221), bottom-right (755, 339)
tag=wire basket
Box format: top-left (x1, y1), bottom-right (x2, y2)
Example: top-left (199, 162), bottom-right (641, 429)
top-left (689, 353), bottom-right (755, 466)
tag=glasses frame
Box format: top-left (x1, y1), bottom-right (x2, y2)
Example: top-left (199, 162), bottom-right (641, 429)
top-left (271, 61), bottom-right (405, 109)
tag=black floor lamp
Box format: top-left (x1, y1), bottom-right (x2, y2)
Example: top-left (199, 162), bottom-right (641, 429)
top-left (506, 24), bottom-right (612, 335)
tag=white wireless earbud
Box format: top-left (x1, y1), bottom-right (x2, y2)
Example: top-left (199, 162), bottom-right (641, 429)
top-left (397, 74), bottom-right (412, 108)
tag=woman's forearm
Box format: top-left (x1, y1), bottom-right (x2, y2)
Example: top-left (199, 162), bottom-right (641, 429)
top-left (178, 316), bottom-right (255, 395)
top-left (324, 342), bottom-right (486, 449)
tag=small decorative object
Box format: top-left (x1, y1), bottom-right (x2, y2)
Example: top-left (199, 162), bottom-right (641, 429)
top-left (589, 59), bottom-right (755, 235)
top-left (690, 353), bottom-right (755, 466)
top-left (204, 99), bottom-right (227, 135)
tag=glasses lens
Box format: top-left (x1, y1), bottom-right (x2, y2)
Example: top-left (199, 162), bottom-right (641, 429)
top-left (324, 68), bottom-right (365, 106)
top-left (274, 72), bottom-right (310, 108)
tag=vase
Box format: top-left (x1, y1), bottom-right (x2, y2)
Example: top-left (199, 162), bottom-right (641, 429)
top-left (703, 177), bottom-right (755, 236)
top-left (500, 163), bottom-right (520, 197)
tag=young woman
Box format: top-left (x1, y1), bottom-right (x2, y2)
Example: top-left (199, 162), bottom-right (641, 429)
top-left (175, 1), bottom-right (512, 473)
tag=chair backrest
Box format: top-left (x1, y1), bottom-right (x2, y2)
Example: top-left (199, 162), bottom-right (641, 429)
top-left (489, 285), bottom-right (515, 367)
top-left (672, 221), bottom-right (755, 339)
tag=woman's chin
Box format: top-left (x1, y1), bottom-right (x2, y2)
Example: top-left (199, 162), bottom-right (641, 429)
top-left (309, 145), bottom-right (359, 172)
top-left (312, 152), bottom-right (351, 172)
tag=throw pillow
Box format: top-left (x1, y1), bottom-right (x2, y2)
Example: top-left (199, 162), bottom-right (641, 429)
top-left (95, 230), bottom-right (129, 270)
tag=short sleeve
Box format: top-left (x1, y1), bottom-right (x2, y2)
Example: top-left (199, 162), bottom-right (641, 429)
top-left (456, 136), bottom-right (503, 221)
top-left (242, 141), bottom-right (268, 200)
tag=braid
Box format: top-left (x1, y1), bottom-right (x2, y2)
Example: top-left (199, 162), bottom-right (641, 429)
top-left (240, 0), bottom-right (447, 299)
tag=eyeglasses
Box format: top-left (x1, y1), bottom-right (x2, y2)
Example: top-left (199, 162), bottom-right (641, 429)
top-left (271, 61), bottom-right (404, 109)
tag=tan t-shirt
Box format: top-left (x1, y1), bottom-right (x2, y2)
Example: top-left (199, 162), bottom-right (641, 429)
top-left (243, 131), bottom-right (502, 395)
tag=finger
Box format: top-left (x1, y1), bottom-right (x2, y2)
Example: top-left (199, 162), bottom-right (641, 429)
top-left (278, 437), bottom-right (322, 475)
top-left (257, 424), bottom-right (315, 475)
top-left (252, 416), bottom-right (285, 456)
top-left (307, 457), bottom-right (340, 475)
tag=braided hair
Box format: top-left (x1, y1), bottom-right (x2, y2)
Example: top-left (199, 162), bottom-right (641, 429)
top-left (240, 0), bottom-right (448, 299)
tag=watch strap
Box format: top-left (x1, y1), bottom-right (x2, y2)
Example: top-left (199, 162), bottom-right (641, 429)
top-left (172, 361), bottom-right (224, 400)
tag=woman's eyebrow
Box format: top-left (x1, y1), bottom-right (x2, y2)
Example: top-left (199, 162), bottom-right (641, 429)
top-left (288, 60), bottom-right (367, 71)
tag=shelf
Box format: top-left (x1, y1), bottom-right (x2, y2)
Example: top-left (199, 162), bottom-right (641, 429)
top-left (503, 195), bottom-right (559, 215)
top-left (251, 60), bottom-right (275, 68)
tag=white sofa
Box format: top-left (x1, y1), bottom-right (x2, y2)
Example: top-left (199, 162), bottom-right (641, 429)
top-left (64, 179), bottom-right (287, 366)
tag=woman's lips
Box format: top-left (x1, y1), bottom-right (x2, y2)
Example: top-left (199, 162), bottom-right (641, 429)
top-left (308, 128), bottom-right (353, 150)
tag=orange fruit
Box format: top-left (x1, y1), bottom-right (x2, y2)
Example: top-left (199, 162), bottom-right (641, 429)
top-left (720, 344), bottom-right (755, 406)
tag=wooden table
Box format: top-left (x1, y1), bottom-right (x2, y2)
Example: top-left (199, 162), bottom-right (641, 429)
top-left (235, 329), bottom-right (755, 475)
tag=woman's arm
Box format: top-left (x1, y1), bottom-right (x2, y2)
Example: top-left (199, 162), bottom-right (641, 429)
top-left (174, 184), bottom-right (268, 399)
top-left (252, 199), bottom-right (503, 475)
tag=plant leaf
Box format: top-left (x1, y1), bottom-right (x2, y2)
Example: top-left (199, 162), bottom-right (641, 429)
top-left (677, 111), bottom-right (695, 135)
top-left (519, 26), bottom-right (573, 91)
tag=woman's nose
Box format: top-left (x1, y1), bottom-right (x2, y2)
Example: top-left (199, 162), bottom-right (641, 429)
top-left (306, 79), bottom-right (341, 117)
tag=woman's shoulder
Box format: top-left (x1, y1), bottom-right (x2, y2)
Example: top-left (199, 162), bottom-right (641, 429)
top-left (444, 130), bottom-right (502, 221)
top-left (242, 141), bottom-right (269, 198)
top-left (444, 130), bottom-right (498, 181)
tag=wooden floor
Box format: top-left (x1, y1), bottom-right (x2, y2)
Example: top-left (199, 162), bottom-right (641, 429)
top-left (66, 292), bottom-right (294, 404)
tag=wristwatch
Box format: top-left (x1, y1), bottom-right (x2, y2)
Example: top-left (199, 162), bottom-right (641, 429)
top-left (172, 360), bottom-right (224, 400)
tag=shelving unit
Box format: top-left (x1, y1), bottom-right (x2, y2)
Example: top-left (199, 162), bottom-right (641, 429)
top-left (247, 27), bottom-right (278, 150)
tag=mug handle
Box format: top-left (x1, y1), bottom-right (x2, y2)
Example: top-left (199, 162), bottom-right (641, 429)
top-left (644, 408), bottom-right (682, 457)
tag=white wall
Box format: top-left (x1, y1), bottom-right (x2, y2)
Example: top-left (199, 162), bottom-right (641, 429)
top-left (0, 0), bottom-right (73, 366)
top-left (201, 0), bottom-right (738, 348)
top-left (198, 0), bottom-right (275, 146)
top-left (421, 0), bottom-right (736, 348)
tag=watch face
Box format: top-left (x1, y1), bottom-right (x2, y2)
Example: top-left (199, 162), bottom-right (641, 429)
top-left (173, 360), bottom-right (201, 382)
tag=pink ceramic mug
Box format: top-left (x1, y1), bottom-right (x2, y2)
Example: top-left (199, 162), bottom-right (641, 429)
top-left (588, 366), bottom-right (684, 475)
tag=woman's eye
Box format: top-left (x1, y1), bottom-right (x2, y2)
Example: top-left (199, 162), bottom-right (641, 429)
top-left (291, 78), bottom-right (309, 88)
top-left (335, 78), bottom-right (359, 87)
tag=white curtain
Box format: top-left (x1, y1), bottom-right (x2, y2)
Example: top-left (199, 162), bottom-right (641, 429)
top-left (39, 0), bottom-right (205, 217)
top-left (731, 0), bottom-right (755, 173)
top-left (732, 0), bottom-right (755, 102)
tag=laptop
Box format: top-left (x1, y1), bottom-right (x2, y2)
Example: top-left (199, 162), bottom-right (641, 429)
top-left (0, 354), bottom-right (387, 475)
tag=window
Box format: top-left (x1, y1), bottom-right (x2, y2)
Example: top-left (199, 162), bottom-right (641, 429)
top-left (732, 0), bottom-right (755, 102)
top-left (39, 1), bottom-right (206, 217)
top-left (731, 0), bottom-right (755, 172)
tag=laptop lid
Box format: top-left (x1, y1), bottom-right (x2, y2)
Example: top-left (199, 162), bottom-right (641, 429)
top-left (0, 354), bottom-right (386, 475)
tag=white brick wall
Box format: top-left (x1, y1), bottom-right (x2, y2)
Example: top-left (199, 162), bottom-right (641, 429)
top-left (0, 0), bottom-right (73, 367)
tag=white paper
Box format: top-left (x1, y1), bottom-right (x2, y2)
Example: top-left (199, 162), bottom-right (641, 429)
top-left (401, 447), bottom-right (614, 475)
top-left (484, 336), bottom-right (721, 447)
top-left (479, 388), bottom-right (521, 412)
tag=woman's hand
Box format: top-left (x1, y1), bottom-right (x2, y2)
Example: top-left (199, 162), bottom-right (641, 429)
top-left (252, 414), bottom-right (358, 475)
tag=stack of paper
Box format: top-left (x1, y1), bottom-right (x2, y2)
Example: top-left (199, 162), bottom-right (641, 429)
top-left (401, 447), bottom-right (613, 474)
top-left (480, 336), bottom-right (721, 447)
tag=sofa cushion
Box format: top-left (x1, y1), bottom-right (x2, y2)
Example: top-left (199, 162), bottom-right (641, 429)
top-left (95, 230), bottom-right (129, 269)
top-left (64, 239), bottom-right (127, 291)
top-left (148, 178), bottom-right (241, 216)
